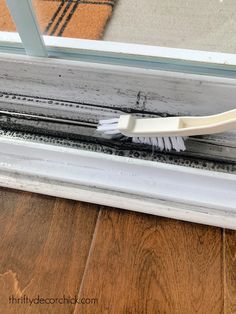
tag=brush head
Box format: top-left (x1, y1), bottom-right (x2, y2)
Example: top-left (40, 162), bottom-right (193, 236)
top-left (97, 118), bottom-right (186, 152)
top-left (132, 136), bottom-right (186, 152)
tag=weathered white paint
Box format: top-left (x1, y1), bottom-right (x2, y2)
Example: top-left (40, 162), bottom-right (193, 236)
top-left (0, 136), bottom-right (235, 229)
top-left (0, 52), bottom-right (236, 116)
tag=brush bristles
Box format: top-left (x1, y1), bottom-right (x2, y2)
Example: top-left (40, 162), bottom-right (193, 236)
top-left (97, 118), bottom-right (120, 135)
top-left (132, 136), bottom-right (186, 152)
top-left (97, 118), bottom-right (187, 152)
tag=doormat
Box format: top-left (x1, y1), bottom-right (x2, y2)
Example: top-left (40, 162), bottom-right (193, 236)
top-left (0, 0), bottom-right (116, 39)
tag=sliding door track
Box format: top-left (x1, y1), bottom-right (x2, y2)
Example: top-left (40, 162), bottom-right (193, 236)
top-left (0, 54), bottom-right (235, 228)
top-left (0, 91), bottom-right (235, 174)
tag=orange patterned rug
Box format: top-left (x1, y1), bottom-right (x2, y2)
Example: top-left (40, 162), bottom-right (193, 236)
top-left (0, 0), bottom-right (116, 39)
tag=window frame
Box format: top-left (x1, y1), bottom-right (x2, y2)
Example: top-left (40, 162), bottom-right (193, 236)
top-left (0, 52), bottom-right (235, 229)
top-left (5, 0), bottom-right (47, 56)
top-left (0, 1), bottom-right (236, 229)
top-left (2, 30), bottom-right (236, 77)
top-left (2, 0), bottom-right (236, 77)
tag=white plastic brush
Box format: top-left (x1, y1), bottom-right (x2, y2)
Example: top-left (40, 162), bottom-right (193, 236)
top-left (97, 109), bottom-right (236, 152)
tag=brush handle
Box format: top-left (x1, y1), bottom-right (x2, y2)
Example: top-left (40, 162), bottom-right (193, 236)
top-left (118, 109), bottom-right (236, 137)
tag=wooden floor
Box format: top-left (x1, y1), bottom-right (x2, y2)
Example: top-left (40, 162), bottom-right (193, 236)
top-left (0, 188), bottom-right (235, 314)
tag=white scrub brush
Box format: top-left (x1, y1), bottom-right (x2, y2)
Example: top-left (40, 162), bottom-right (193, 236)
top-left (97, 109), bottom-right (236, 152)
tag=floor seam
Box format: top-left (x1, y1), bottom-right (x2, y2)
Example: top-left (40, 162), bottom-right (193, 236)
top-left (223, 228), bottom-right (226, 314)
top-left (72, 205), bottom-right (103, 313)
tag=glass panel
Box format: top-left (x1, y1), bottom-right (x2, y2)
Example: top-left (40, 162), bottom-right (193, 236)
top-left (0, 0), bottom-right (16, 32)
top-left (104, 0), bottom-right (236, 54)
top-left (0, 0), bottom-right (46, 57)
top-left (31, 0), bottom-right (113, 40)
top-left (31, 0), bottom-right (236, 54)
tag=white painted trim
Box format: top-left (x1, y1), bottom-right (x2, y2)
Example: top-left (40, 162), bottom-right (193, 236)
top-left (5, 1), bottom-right (47, 57)
top-left (0, 32), bottom-right (22, 45)
top-left (3, 172), bottom-right (236, 230)
top-left (1, 32), bottom-right (236, 69)
top-left (0, 136), bottom-right (235, 229)
top-left (44, 35), bottom-right (236, 66)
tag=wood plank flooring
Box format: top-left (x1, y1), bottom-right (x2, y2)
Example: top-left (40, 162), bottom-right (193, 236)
top-left (225, 230), bottom-right (236, 313)
top-left (0, 187), bottom-right (235, 314)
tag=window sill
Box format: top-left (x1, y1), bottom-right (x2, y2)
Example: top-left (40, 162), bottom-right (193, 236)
top-left (0, 136), bottom-right (235, 229)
